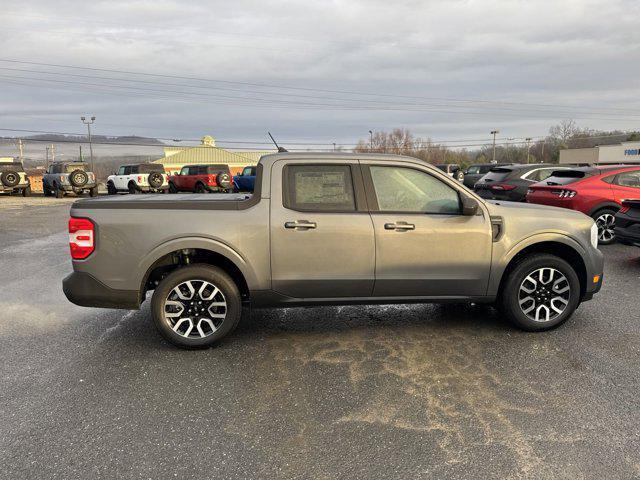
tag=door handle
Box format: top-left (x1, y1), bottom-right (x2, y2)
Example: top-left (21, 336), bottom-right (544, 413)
top-left (384, 222), bottom-right (415, 231)
top-left (284, 220), bottom-right (317, 230)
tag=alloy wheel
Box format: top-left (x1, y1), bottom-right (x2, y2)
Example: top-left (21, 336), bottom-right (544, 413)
top-left (518, 268), bottom-right (571, 323)
top-left (163, 280), bottom-right (227, 338)
top-left (595, 213), bottom-right (615, 243)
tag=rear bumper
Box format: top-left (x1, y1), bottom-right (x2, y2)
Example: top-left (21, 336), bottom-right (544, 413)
top-left (138, 185), bottom-right (169, 192)
top-left (0, 183), bottom-right (29, 192)
top-left (63, 271), bottom-right (140, 309)
top-left (60, 183), bottom-right (97, 192)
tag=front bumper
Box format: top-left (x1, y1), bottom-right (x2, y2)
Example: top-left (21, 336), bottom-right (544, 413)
top-left (63, 271), bottom-right (140, 309)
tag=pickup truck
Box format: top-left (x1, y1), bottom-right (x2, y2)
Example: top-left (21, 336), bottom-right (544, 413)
top-left (63, 153), bottom-right (604, 349)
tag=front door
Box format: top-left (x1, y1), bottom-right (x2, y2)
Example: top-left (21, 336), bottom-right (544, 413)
top-left (362, 163), bottom-right (492, 297)
top-left (270, 161), bottom-right (375, 298)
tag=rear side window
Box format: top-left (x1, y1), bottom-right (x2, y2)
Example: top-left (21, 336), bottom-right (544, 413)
top-left (615, 171), bottom-right (640, 188)
top-left (525, 168), bottom-right (557, 182)
top-left (206, 165), bottom-right (230, 175)
top-left (483, 168), bottom-right (512, 182)
top-left (284, 165), bottom-right (356, 212)
top-left (0, 162), bottom-right (24, 172)
top-left (543, 170), bottom-right (588, 186)
top-left (123, 166), bottom-right (133, 175)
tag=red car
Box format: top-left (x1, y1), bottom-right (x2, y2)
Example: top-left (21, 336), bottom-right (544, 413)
top-left (526, 165), bottom-right (640, 244)
top-left (168, 164), bottom-right (233, 193)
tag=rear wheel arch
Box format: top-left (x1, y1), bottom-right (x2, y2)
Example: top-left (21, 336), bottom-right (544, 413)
top-left (498, 240), bottom-right (587, 300)
top-left (588, 202), bottom-right (620, 217)
top-left (140, 245), bottom-right (251, 303)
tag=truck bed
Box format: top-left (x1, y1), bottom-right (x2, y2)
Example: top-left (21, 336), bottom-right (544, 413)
top-left (72, 193), bottom-right (254, 210)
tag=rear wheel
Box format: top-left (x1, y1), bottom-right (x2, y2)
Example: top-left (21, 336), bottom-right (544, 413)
top-left (89, 186), bottom-right (98, 197)
top-left (54, 184), bottom-right (64, 198)
top-left (195, 182), bottom-right (206, 193)
top-left (499, 254), bottom-right (580, 331)
top-left (150, 265), bottom-right (242, 348)
top-left (128, 182), bottom-right (139, 195)
top-left (107, 182), bottom-right (117, 195)
top-left (592, 208), bottom-right (617, 245)
top-left (22, 185), bottom-right (31, 197)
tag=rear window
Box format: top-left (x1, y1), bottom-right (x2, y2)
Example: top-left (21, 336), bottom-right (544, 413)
top-left (0, 162), bottom-right (24, 172)
top-left (64, 163), bottom-right (87, 172)
top-left (138, 164), bottom-right (165, 174)
top-left (542, 170), bottom-right (589, 186)
top-left (482, 167), bottom-right (513, 182)
top-left (205, 165), bottom-right (230, 174)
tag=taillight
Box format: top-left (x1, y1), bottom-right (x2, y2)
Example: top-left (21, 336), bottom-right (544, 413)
top-left (138, 176), bottom-right (143, 183)
top-left (490, 184), bottom-right (517, 191)
top-left (207, 174), bottom-right (217, 185)
top-left (555, 189), bottom-right (576, 198)
top-left (69, 217), bottom-right (95, 259)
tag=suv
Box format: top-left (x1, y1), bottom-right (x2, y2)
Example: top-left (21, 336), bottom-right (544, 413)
top-left (43, 162), bottom-right (98, 198)
top-left (0, 158), bottom-right (30, 196)
top-left (474, 164), bottom-right (568, 202)
top-left (526, 165), bottom-right (640, 244)
top-left (233, 166), bottom-right (257, 192)
top-left (63, 153), bottom-right (603, 349)
top-left (435, 163), bottom-right (464, 182)
top-left (107, 163), bottom-right (168, 195)
top-left (168, 164), bottom-right (233, 193)
top-left (463, 163), bottom-right (495, 189)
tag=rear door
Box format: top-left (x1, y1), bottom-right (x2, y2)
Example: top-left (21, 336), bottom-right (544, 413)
top-left (362, 162), bottom-right (492, 297)
top-left (612, 169), bottom-right (640, 203)
top-left (269, 160), bottom-right (375, 298)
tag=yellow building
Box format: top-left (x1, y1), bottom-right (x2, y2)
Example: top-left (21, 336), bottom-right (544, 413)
top-left (153, 136), bottom-right (274, 175)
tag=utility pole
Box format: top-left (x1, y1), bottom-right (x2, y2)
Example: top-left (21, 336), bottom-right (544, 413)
top-left (491, 130), bottom-right (499, 163)
top-left (81, 116), bottom-right (96, 171)
top-left (17, 138), bottom-right (24, 160)
top-left (368, 130), bottom-right (373, 151)
top-left (45, 146), bottom-right (49, 168)
top-left (50, 144), bottom-right (55, 163)
top-left (333, 142), bottom-right (336, 151)
top-left (526, 137), bottom-right (532, 164)
top-left (541, 140), bottom-right (545, 161)
top-left (79, 145), bottom-right (83, 161)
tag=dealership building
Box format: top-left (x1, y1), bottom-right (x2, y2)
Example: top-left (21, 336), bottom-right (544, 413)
top-left (559, 140), bottom-right (640, 165)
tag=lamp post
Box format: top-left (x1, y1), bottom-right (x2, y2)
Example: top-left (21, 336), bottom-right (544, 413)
top-left (526, 137), bottom-right (532, 164)
top-left (368, 130), bottom-right (373, 151)
top-left (81, 116), bottom-right (95, 171)
top-left (490, 130), bottom-right (499, 162)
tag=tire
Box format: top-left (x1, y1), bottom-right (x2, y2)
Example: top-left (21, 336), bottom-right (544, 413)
top-left (69, 170), bottom-right (88, 187)
top-left (148, 172), bottom-right (163, 189)
top-left (195, 182), bottom-right (206, 193)
top-left (169, 182), bottom-right (177, 194)
top-left (499, 254), bottom-right (580, 332)
top-left (54, 184), bottom-right (64, 198)
top-left (128, 182), bottom-right (139, 195)
top-left (22, 185), bottom-right (31, 197)
top-left (216, 172), bottom-right (232, 190)
top-left (150, 265), bottom-right (242, 349)
top-left (592, 208), bottom-right (617, 245)
top-left (0, 171), bottom-right (20, 187)
top-left (89, 186), bottom-right (98, 197)
top-left (43, 182), bottom-right (51, 197)
top-left (107, 182), bottom-right (117, 195)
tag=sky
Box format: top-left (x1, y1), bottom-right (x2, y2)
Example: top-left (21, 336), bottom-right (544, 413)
top-left (1, 0), bottom-right (639, 151)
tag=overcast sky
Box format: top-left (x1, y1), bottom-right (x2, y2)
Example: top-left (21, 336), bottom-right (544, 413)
top-left (1, 0), bottom-right (639, 150)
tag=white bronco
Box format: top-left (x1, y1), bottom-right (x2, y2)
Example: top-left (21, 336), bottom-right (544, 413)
top-left (107, 163), bottom-right (168, 194)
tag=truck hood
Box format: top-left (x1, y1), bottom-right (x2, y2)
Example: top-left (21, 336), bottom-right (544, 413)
top-left (484, 199), bottom-right (590, 222)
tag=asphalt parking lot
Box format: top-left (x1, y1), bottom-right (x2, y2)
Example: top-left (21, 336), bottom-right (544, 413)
top-left (1, 198), bottom-right (639, 479)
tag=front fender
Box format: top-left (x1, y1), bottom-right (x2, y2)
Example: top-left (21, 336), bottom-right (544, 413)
top-left (487, 232), bottom-right (587, 297)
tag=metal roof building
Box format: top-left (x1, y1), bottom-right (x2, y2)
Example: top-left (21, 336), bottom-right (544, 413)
top-left (153, 136), bottom-right (274, 174)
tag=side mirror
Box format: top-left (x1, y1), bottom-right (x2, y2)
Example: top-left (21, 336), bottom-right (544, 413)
top-left (461, 195), bottom-right (479, 216)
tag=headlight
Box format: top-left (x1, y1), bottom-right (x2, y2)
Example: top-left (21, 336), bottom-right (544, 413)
top-left (590, 222), bottom-right (599, 249)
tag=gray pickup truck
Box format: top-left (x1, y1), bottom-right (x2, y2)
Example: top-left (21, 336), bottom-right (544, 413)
top-left (63, 153), bottom-right (604, 348)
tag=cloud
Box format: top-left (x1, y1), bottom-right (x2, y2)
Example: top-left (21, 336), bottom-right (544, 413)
top-left (0, 0), bottom-right (639, 146)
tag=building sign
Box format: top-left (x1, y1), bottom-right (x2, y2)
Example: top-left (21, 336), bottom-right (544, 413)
top-left (624, 148), bottom-right (640, 156)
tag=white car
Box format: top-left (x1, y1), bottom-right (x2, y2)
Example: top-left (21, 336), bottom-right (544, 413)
top-left (107, 164), bottom-right (168, 194)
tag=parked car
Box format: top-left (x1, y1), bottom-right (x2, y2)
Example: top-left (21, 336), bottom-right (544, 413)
top-left (615, 200), bottom-right (640, 248)
top-left (43, 161), bottom-right (98, 198)
top-left (107, 163), bottom-right (168, 195)
top-left (463, 163), bottom-right (495, 189)
top-left (435, 163), bottom-right (464, 182)
top-left (526, 165), bottom-right (640, 245)
top-left (233, 166), bottom-right (257, 192)
top-left (474, 164), bottom-right (568, 202)
top-left (168, 164), bottom-right (233, 193)
top-left (63, 153), bottom-right (603, 349)
top-left (0, 158), bottom-right (30, 196)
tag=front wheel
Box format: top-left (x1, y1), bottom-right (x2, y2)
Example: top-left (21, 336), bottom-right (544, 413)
top-left (107, 182), bottom-right (117, 195)
top-left (168, 182), bottom-right (177, 194)
top-left (592, 208), bottom-right (617, 245)
top-left (89, 186), bottom-right (99, 197)
top-left (150, 265), bottom-right (242, 349)
top-left (499, 254), bottom-right (580, 331)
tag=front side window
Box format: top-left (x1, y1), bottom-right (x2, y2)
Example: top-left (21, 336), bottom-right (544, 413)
top-left (369, 166), bottom-right (460, 214)
top-left (615, 170), bottom-right (640, 188)
top-left (179, 167), bottom-right (189, 176)
top-left (118, 166), bottom-right (126, 175)
top-left (285, 165), bottom-right (355, 212)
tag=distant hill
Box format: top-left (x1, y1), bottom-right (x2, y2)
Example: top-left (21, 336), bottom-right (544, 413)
top-left (20, 134), bottom-right (164, 145)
